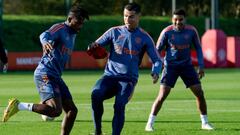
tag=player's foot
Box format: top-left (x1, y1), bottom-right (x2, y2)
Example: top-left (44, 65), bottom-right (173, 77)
top-left (201, 123), bottom-right (214, 130)
top-left (2, 98), bottom-right (20, 122)
top-left (145, 122), bottom-right (154, 132)
top-left (41, 115), bottom-right (55, 121)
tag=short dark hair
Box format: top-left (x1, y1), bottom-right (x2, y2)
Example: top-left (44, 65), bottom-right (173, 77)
top-left (124, 2), bottom-right (141, 14)
top-left (69, 5), bottom-right (89, 20)
top-left (173, 9), bottom-right (186, 17)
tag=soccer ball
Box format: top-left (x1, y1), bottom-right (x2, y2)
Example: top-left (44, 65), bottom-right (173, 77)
top-left (41, 115), bottom-right (55, 121)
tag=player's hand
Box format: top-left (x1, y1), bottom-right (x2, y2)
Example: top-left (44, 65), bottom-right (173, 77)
top-left (3, 63), bottom-right (8, 73)
top-left (42, 42), bottom-right (53, 55)
top-left (87, 42), bottom-right (99, 50)
top-left (87, 42), bottom-right (108, 59)
top-left (151, 73), bottom-right (159, 84)
top-left (198, 68), bottom-right (205, 79)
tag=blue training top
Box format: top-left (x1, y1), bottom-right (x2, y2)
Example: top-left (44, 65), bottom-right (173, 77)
top-left (35, 22), bottom-right (77, 77)
top-left (96, 25), bottom-right (162, 80)
top-left (156, 25), bottom-right (204, 69)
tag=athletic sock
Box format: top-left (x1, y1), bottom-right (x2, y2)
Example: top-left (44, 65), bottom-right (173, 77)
top-left (147, 114), bottom-right (156, 125)
top-left (200, 114), bottom-right (208, 124)
top-left (18, 102), bottom-right (33, 111)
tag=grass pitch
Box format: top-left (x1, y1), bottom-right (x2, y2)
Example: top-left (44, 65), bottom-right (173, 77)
top-left (0, 68), bottom-right (240, 135)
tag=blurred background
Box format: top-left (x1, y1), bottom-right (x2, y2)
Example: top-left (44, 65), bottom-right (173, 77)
top-left (3, 0), bottom-right (240, 17)
top-left (0, 0), bottom-right (240, 71)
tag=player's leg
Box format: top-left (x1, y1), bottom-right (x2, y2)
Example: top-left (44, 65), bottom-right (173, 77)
top-left (61, 99), bottom-right (78, 135)
top-left (3, 96), bottom-right (62, 121)
top-left (145, 85), bottom-right (171, 131)
top-left (181, 65), bottom-right (214, 130)
top-left (189, 84), bottom-right (214, 130)
top-left (2, 74), bottom-right (62, 122)
top-left (112, 80), bottom-right (137, 135)
top-left (189, 84), bottom-right (207, 115)
top-left (58, 78), bottom-right (78, 135)
top-left (33, 97), bottom-right (62, 117)
top-left (151, 85), bottom-right (171, 116)
top-left (32, 74), bottom-right (63, 117)
top-left (91, 76), bottom-right (117, 135)
top-left (145, 66), bottom-right (178, 131)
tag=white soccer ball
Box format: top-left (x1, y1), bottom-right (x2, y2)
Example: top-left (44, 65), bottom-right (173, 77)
top-left (41, 115), bottom-right (55, 121)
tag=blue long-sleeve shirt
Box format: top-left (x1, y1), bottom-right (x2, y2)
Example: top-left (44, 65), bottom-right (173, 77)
top-left (35, 22), bottom-right (77, 77)
top-left (156, 25), bottom-right (204, 68)
top-left (96, 25), bottom-right (162, 80)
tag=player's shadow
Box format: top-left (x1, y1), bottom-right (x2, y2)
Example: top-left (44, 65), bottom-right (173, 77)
top-left (73, 120), bottom-right (240, 131)
top-left (75, 120), bottom-right (240, 124)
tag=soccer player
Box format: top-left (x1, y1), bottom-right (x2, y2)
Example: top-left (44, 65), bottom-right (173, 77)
top-left (145, 9), bottom-right (214, 132)
top-left (2, 5), bottom-right (89, 135)
top-left (0, 38), bottom-right (8, 72)
top-left (88, 2), bottom-right (161, 135)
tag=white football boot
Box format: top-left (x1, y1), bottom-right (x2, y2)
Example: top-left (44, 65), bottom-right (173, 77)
top-left (201, 123), bottom-right (214, 130)
top-left (145, 122), bottom-right (154, 132)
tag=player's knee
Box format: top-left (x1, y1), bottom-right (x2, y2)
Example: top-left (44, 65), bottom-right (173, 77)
top-left (66, 107), bottom-right (78, 119)
top-left (70, 106), bottom-right (78, 116)
top-left (196, 89), bottom-right (204, 97)
top-left (91, 89), bottom-right (103, 101)
top-left (113, 103), bottom-right (126, 113)
top-left (50, 109), bottom-right (62, 117)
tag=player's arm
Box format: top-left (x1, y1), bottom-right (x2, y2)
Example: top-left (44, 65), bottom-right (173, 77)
top-left (40, 32), bottom-right (54, 55)
top-left (156, 29), bottom-right (167, 53)
top-left (87, 28), bottom-right (113, 59)
top-left (92, 27), bottom-right (113, 48)
top-left (192, 27), bottom-right (205, 79)
top-left (145, 36), bottom-right (162, 84)
top-left (39, 25), bottom-right (60, 56)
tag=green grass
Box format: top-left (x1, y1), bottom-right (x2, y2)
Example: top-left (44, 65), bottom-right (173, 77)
top-left (0, 68), bottom-right (240, 135)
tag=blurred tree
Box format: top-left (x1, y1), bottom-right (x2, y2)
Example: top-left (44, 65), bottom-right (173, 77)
top-left (76, 0), bottom-right (115, 15)
top-left (4, 0), bottom-right (65, 15)
top-left (134, 0), bottom-right (166, 16)
top-left (112, 0), bottom-right (129, 15)
top-left (1, 0), bottom-right (240, 18)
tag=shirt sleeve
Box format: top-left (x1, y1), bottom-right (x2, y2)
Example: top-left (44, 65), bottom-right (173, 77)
top-left (145, 35), bottom-right (162, 75)
top-left (156, 30), bottom-right (167, 52)
top-left (39, 24), bottom-right (61, 46)
top-left (95, 28), bottom-right (113, 46)
top-left (192, 28), bottom-right (204, 69)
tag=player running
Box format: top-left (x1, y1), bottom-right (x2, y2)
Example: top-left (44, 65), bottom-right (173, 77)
top-left (2, 4), bottom-right (89, 135)
top-left (145, 9), bottom-right (214, 131)
top-left (87, 2), bottom-right (161, 135)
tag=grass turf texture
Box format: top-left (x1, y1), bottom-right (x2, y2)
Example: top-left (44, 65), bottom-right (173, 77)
top-left (0, 68), bottom-right (240, 135)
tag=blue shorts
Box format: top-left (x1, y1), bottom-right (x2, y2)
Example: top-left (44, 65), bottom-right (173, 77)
top-left (92, 75), bottom-right (137, 101)
top-left (34, 74), bottom-right (72, 103)
top-left (160, 65), bottom-right (200, 88)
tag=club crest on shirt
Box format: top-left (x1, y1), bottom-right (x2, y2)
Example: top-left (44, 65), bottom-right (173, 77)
top-left (135, 37), bottom-right (142, 44)
top-left (42, 75), bottom-right (49, 84)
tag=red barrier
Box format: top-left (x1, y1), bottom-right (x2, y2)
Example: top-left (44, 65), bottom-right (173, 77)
top-left (7, 51), bottom-right (199, 71)
top-left (227, 37), bottom-right (240, 67)
top-left (70, 52), bottom-right (107, 69)
top-left (202, 29), bottom-right (227, 68)
top-left (8, 52), bottom-right (42, 70)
